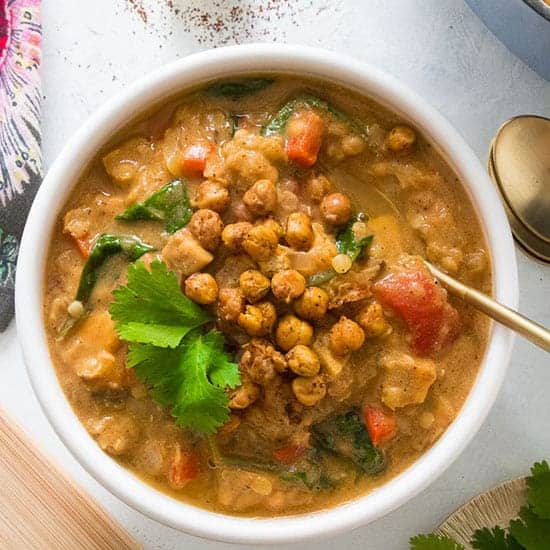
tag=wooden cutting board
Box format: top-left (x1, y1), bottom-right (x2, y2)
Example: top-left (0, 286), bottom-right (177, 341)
top-left (0, 408), bottom-right (140, 549)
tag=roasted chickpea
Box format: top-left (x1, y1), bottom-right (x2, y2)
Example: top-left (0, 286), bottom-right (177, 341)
top-left (221, 222), bottom-right (252, 253)
top-left (341, 134), bottom-right (365, 156)
top-left (271, 270), bottom-right (306, 303)
top-left (243, 179), bottom-right (277, 216)
top-left (238, 305), bottom-right (264, 336)
top-left (305, 175), bottom-right (333, 203)
top-left (386, 125), bottom-right (416, 153)
top-left (294, 287), bottom-right (329, 321)
top-left (275, 314), bottom-right (314, 352)
top-left (285, 212), bottom-right (314, 251)
top-left (217, 287), bottom-right (245, 322)
top-left (356, 302), bottom-right (392, 338)
top-left (195, 180), bottom-right (230, 212)
top-left (229, 381), bottom-right (261, 410)
top-left (257, 301), bottom-right (277, 333)
top-left (184, 273), bottom-right (218, 305)
top-left (320, 193), bottom-right (352, 226)
top-left (187, 209), bottom-right (224, 252)
top-left (238, 301), bottom-right (277, 336)
top-left (239, 269), bottom-right (270, 303)
top-left (329, 316), bottom-right (365, 356)
top-left (262, 218), bottom-right (284, 239)
top-left (232, 200), bottom-right (254, 222)
top-left (292, 375), bottom-right (326, 407)
top-left (286, 345), bottom-right (320, 377)
top-left (243, 224), bottom-right (279, 261)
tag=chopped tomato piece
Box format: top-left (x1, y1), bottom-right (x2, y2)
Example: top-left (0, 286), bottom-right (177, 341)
top-left (168, 446), bottom-right (199, 489)
top-left (180, 142), bottom-right (214, 177)
top-left (273, 444), bottom-right (307, 464)
top-left (73, 235), bottom-right (93, 258)
top-left (363, 406), bottom-right (397, 446)
top-left (372, 267), bottom-right (460, 355)
top-left (285, 110), bottom-right (325, 167)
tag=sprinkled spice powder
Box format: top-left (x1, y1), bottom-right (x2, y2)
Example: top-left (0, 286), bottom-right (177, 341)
top-left (126, 0), bottom-right (148, 24)
top-left (120, 0), bottom-right (330, 45)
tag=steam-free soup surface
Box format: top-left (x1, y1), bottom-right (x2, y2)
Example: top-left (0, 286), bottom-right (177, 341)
top-left (44, 76), bottom-right (490, 516)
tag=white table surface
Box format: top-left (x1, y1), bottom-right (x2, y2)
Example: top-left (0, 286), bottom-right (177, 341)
top-left (1, 1), bottom-right (549, 548)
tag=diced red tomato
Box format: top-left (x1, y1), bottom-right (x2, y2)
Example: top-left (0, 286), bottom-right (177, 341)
top-left (180, 142), bottom-right (214, 177)
top-left (363, 406), bottom-right (397, 446)
top-left (168, 446), bottom-right (199, 489)
top-left (372, 267), bottom-right (460, 355)
top-left (73, 235), bottom-right (93, 258)
top-left (273, 444), bottom-right (307, 464)
top-left (285, 110), bottom-right (325, 168)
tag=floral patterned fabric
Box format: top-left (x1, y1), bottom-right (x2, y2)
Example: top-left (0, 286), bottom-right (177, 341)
top-left (0, 0), bottom-right (41, 331)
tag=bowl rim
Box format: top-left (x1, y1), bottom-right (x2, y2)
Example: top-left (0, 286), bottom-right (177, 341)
top-left (15, 43), bottom-right (518, 545)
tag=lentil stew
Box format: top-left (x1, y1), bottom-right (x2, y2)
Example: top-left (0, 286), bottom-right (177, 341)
top-left (44, 76), bottom-right (491, 517)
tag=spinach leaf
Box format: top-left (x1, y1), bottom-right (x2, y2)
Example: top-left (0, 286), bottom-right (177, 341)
top-left (116, 179), bottom-right (192, 234)
top-left (306, 268), bottom-right (337, 287)
top-left (306, 213), bottom-right (373, 287)
top-left (352, 424), bottom-right (386, 475)
top-left (205, 78), bottom-right (274, 100)
top-left (336, 212), bottom-right (373, 263)
top-left (280, 471), bottom-right (335, 491)
top-left (76, 234), bottom-right (153, 303)
top-left (262, 94), bottom-right (365, 138)
top-left (313, 409), bottom-right (386, 476)
top-left (335, 409), bottom-right (364, 434)
top-left (313, 431), bottom-right (336, 453)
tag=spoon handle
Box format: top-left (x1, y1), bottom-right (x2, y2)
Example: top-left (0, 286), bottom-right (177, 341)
top-left (425, 262), bottom-right (550, 353)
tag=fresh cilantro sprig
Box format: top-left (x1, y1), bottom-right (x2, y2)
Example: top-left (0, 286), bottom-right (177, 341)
top-left (410, 460), bottom-right (550, 550)
top-left (128, 330), bottom-right (240, 434)
top-left (526, 460), bottom-right (550, 520)
top-left (471, 526), bottom-right (522, 550)
top-left (110, 260), bottom-right (211, 348)
top-left (110, 260), bottom-right (240, 434)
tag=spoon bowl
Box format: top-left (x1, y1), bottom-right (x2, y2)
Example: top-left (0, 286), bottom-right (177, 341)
top-left (490, 115), bottom-right (550, 262)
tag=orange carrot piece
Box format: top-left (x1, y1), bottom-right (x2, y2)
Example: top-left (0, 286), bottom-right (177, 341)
top-left (180, 142), bottom-right (214, 177)
top-left (74, 235), bottom-right (93, 258)
top-left (273, 444), bottom-right (307, 464)
top-left (363, 406), bottom-right (397, 446)
top-left (168, 446), bottom-right (199, 489)
top-left (285, 110), bottom-right (325, 168)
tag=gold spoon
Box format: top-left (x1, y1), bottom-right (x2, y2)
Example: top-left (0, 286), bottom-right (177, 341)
top-left (427, 115), bottom-right (550, 351)
top-left (426, 261), bottom-right (550, 352)
top-left (489, 115), bottom-right (550, 263)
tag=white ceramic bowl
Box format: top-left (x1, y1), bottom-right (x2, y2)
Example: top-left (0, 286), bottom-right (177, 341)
top-left (16, 44), bottom-right (518, 545)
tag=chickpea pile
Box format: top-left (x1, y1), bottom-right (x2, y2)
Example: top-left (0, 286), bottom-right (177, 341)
top-left (181, 167), bottom-right (378, 412)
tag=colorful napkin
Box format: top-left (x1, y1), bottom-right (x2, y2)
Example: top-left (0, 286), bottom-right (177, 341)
top-left (0, 0), bottom-right (42, 331)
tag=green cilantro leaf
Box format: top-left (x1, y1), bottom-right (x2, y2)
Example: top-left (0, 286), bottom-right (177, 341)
top-left (204, 330), bottom-right (241, 388)
top-left (527, 461), bottom-right (550, 520)
top-left (128, 329), bottom-right (240, 434)
top-left (110, 260), bottom-right (211, 348)
top-left (509, 506), bottom-right (550, 550)
top-left (410, 534), bottom-right (465, 550)
top-left (471, 527), bottom-right (522, 550)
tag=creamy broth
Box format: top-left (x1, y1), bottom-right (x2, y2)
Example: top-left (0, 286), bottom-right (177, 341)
top-left (44, 76), bottom-right (490, 516)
